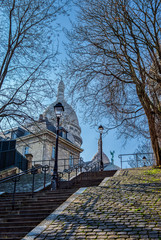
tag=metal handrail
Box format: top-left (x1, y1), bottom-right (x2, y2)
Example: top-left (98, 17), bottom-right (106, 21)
top-left (0, 165), bottom-right (42, 210)
top-left (0, 165), bottom-right (42, 184)
top-left (118, 152), bottom-right (154, 158)
top-left (118, 152), bottom-right (155, 169)
top-left (60, 160), bottom-right (102, 182)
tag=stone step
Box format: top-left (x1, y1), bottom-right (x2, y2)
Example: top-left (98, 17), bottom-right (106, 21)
top-left (70, 180), bottom-right (102, 188)
top-left (0, 212), bottom-right (51, 219)
top-left (0, 191), bottom-right (73, 198)
top-left (0, 202), bottom-right (63, 211)
top-left (0, 232), bottom-right (28, 239)
top-left (0, 200), bottom-right (61, 213)
top-left (0, 225), bottom-right (34, 232)
top-left (0, 201), bottom-right (64, 215)
top-left (0, 208), bottom-right (55, 216)
top-left (0, 196), bottom-right (69, 204)
top-left (0, 192), bottom-right (75, 201)
top-left (0, 197), bottom-right (65, 206)
top-left (3, 215), bottom-right (47, 222)
top-left (0, 237), bottom-right (23, 240)
top-left (0, 187), bottom-right (75, 194)
top-left (15, 208), bottom-right (55, 215)
top-left (0, 220), bottom-right (41, 227)
top-left (0, 191), bottom-right (75, 202)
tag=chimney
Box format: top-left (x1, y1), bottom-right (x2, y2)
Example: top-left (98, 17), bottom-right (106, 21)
top-left (25, 153), bottom-right (33, 169)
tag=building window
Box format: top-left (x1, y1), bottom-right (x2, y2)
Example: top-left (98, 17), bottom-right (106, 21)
top-left (23, 146), bottom-right (29, 156)
top-left (69, 154), bottom-right (74, 168)
top-left (52, 146), bottom-right (55, 159)
top-left (11, 132), bottom-right (17, 139)
top-left (62, 131), bottom-right (66, 139)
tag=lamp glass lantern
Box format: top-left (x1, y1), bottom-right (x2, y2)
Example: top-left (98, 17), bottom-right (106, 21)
top-left (54, 102), bottom-right (64, 117)
top-left (98, 125), bottom-right (104, 133)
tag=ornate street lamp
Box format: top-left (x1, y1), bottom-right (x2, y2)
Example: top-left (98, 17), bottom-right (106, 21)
top-left (98, 125), bottom-right (104, 171)
top-left (52, 102), bottom-right (64, 190)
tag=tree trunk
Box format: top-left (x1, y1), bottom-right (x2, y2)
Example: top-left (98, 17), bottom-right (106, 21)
top-left (137, 87), bottom-right (161, 166)
top-left (145, 111), bottom-right (161, 166)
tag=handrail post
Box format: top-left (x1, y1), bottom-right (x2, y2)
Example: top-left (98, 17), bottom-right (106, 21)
top-left (136, 154), bottom-right (138, 168)
top-left (12, 180), bottom-right (16, 210)
top-left (118, 155), bottom-right (122, 169)
top-left (31, 167), bottom-right (38, 198)
top-left (42, 165), bottom-right (49, 189)
top-left (12, 176), bottom-right (20, 210)
top-left (68, 171), bottom-right (70, 181)
top-left (32, 171), bottom-right (35, 198)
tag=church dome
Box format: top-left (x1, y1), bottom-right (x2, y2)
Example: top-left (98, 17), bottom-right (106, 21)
top-left (91, 152), bottom-right (110, 165)
top-left (43, 81), bottom-right (82, 147)
top-left (88, 138), bottom-right (110, 167)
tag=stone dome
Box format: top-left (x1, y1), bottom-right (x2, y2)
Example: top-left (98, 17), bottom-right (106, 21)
top-left (43, 80), bottom-right (82, 147)
top-left (91, 139), bottom-right (110, 164)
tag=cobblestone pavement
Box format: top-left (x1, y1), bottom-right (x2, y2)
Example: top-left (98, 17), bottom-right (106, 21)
top-left (35, 167), bottom-right (161, 240)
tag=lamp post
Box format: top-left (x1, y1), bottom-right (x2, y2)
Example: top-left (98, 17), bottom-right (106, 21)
top-left (52, 102), bottom-right (64, 190)
top-left (142, 156), bottom-right (147, 167)
top-left (98, 125), bottom-right (104, 171)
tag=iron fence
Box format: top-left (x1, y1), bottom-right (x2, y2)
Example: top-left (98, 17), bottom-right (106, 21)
top-left (118, 152), bottom-right (155, 169)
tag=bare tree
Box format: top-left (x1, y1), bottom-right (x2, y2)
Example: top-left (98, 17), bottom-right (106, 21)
top-left (65, 0), bottom-right (161, 165)
top-left (0, 0), bottom-right (69, 130)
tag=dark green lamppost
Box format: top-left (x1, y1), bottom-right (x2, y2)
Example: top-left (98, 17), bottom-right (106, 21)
top-left (52, 102), bottom-right (64, 190)
top-left (98, 125), bottom-right (104, 171)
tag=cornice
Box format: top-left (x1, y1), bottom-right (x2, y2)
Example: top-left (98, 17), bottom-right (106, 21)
top-left (16, 129), bottom-right (83, 153)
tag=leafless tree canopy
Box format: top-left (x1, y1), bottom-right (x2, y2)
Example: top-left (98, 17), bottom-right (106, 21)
top-left (65, 0), bottom-right (161, 165)
top-left (0, 0), bottom-right (69, 130)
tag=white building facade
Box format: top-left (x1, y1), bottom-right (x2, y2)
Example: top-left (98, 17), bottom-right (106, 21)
top-left (1, 81), bottom-right (83, 172)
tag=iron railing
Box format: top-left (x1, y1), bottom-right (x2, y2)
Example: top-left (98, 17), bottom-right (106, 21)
top-left (0, 158), bottom-right (107, 209)
top-left (32, 157), bottom-right (82, 173)
top-left (0, 165), bottom-right (42, 209)
top-left (118, 152), bottom-right (155, 169)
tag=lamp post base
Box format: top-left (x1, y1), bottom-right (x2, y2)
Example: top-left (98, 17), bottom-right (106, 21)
top-left (51, 173), bottom-right (58, 190)
top-left (51, 179), bottom-right (56, 190)
top-left (100, 161), bottom-right (104, 171)
top-left (100, 166), bottom-right (104, 171)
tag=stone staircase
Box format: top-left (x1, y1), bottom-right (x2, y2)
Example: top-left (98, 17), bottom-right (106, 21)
top-left (0, 170), bottom-right (117, 239)
top-left (0, 189), bottom-right (77, 240)
top-left (60, 170), bottom-right (117, 188)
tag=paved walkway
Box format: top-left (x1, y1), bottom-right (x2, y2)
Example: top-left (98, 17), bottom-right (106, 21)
top-left (32, 168), bottom-right (161, 239)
